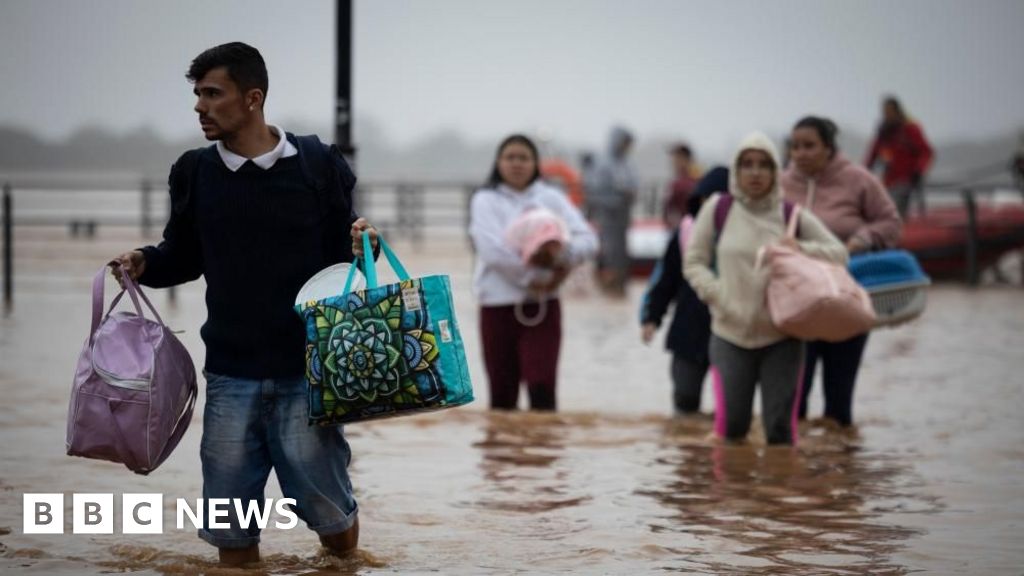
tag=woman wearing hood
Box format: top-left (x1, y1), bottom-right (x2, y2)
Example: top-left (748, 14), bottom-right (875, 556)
top-left (684, 132), bottom-right (846, 445)
top-left (783, 116), bottom-right (902, 428)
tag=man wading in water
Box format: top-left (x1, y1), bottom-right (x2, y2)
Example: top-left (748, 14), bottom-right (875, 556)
top-left (111, 42), bottom-right (376, 566)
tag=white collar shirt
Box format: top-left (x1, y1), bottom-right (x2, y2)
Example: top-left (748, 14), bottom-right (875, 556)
top-left (215, 125), bottom-right (298, 172)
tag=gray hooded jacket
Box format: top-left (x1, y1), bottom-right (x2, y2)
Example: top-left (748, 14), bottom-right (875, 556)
top-left (586, 126), bottom-right (638, 210)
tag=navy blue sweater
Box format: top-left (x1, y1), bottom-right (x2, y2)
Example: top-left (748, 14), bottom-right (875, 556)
top-left (140, 137), bottom-right (359, 378)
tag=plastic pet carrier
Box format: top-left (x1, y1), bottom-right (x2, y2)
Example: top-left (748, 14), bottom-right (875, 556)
top-left (848, 250), bottom-right (931, 327)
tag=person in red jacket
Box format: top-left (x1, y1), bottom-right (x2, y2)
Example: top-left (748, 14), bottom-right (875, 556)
top-left (865, 96), bottom-right (934, 217)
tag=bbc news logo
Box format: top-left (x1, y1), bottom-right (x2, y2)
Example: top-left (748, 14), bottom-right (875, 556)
top-left (23, 494), bottom-right (298, 534)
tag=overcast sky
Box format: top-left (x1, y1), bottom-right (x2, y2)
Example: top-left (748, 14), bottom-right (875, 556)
top-left (2, 0), bottom-right (1023, 157)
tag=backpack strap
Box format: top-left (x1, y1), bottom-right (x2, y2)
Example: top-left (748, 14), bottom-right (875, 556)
top-left (292, 133), bottom-right (358, 212)
top-left (714, 194), bottom-right (800, 239)
top-left (708, 194), bottom-right (800, 271)
top-left (176, 136), bottom-right (340, 216)
top-left (710, 194), bottom-right (733, 273)
top-left (292, 133), bottom-right (331, 203)
top-left (782, 200), bottom-right (800, 239)
top-left (291, 133), bottom-right (361, 261)
top-left (169, 147), bottom-right (205, 216)
top-left (713, 193), bottom-right (733, 236)
top-left (172, 137), bottom-right (342, 220)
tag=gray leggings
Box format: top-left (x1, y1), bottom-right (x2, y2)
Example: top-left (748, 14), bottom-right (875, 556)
top-left (709, 335), bottom-right (805, 445)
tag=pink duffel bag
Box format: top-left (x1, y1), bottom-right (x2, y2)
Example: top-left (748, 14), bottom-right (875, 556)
top-left (757, 205), bottom-right (876, 342)
top-left (67, 266), bottom-right (198, 474)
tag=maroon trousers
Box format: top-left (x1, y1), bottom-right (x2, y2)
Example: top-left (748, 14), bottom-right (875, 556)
top-left (479, 300), bottom-right (562, 411)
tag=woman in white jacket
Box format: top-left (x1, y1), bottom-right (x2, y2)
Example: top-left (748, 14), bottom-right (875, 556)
top-left (469, 134), bottom-right (598, 411)
top-left (684, 132), bottom-right (846, 444)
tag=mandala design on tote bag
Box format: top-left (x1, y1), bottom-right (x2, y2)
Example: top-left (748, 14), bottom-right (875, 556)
top-left (300, 279), bottom-right (443, 421)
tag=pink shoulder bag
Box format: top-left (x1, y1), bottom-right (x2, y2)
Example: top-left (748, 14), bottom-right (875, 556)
top-left (757, 206), bottom-right (876, 342)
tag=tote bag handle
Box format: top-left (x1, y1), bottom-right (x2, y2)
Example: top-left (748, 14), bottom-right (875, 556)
top-left (342, 232), bottom-right (411, 294)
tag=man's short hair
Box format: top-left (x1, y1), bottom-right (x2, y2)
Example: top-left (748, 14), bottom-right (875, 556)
top-left (187, 42), bottom-right (269, 103)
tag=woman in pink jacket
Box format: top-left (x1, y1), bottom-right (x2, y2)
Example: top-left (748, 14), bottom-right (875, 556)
top-left (782, 116), bottom-right (902, 427)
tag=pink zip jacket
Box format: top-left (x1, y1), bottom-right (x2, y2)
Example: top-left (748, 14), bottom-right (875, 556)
top-left (782, 153), bottom-right (902, 249)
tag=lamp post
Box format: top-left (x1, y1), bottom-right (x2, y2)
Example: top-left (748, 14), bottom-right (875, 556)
top-left (335, 0), bottom-right (355, 164)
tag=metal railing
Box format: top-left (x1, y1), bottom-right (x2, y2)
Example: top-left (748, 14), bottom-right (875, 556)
top-left (0, 177), bottom-right (497, 312)
top-left (3, 182), bottom-right (11, 313)
top-left (1, 175), bottom-right (1021, 312)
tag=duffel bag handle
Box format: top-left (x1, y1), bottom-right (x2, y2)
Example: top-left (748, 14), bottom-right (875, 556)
top-left (785, 204), bottom-right (802, 239)
top-left (755, 205), bottom-right (804, 271)
top-left (91, 265), bottom-right (167, 345)
top-left (342, 232), bottom-right (411, 294)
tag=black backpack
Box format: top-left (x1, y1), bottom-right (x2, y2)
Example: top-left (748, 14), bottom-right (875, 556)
top-left (159, 133), bottom-right (357, 265)
top-left (168, 133), bottom-right (354, 218)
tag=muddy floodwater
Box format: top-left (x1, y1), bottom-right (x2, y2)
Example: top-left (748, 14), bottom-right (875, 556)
top-left (1, 230), bottom-right (1022, 575)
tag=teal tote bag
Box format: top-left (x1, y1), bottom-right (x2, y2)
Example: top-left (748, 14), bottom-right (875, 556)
top-left (295, 234), bottom-right (474, 425)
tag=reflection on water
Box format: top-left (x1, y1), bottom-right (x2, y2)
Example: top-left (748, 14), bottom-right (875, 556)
top-left (467, 412), bottom-right (938, 575)
top-left (96, 544), bottom-right (387, 576)
top-left (640, 418), bottom-right (938, 574)
top-left (0, 409), bottom-right (980, 575)
top-left (472, 412), bottom-right (584, 514)
top-left (1, 232), bottom-right (1022, 574)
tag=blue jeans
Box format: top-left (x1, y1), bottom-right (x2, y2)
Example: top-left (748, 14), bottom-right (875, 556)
top-left (198, 371), bottom-right (358, 549)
